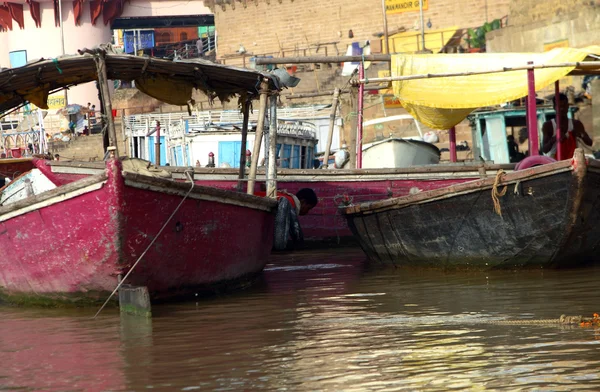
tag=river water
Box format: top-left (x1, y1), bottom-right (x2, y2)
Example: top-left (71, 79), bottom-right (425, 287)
top-left (2, 247), bottom-right (600, 391)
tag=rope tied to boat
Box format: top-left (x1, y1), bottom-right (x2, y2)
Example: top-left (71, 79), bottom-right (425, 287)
top-left (93, 168), bottom-right (196, 319)
top-left (491, 169), bottom-right (507, 216)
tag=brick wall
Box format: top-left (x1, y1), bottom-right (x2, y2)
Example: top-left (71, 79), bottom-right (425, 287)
top-left (212, 0), bottom-right (511, 60)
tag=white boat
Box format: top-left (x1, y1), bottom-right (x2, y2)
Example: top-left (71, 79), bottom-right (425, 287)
top-left (362, 115), bottom-right (441, 168)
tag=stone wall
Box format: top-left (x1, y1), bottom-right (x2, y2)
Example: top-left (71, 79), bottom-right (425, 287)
top-left (211, 0), bottom-right (510, 61)
top-left (506, 0), bottom-right (594, 27)
top-left (487, 7), bottom-right (600, 53)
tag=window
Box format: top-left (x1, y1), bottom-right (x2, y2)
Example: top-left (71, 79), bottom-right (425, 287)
top-left (180, 32), bottom-right (188, 41)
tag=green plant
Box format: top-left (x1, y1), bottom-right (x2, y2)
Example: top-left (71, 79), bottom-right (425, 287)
top-left (465, 19), bottom-right (502, 49)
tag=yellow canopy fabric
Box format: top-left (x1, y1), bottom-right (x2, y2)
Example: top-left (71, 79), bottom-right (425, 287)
top-left (391, 47), bottom-right (598, 129)
top-left (383, 27), bottom-right (460, 54)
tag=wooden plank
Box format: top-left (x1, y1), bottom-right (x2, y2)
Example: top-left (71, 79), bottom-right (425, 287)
top-left (122, 171), bottom-right (277, 211)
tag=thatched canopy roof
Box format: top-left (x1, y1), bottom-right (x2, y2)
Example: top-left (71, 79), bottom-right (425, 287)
top-left (0, 46), bottom-right (282, 115)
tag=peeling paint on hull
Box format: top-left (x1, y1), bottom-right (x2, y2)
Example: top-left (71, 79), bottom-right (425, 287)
top-left (0, 159), bottom-right (275, 304)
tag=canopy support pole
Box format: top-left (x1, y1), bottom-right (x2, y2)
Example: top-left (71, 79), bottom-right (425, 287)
top-left (247, 79), bottom-right (270, 195)
top-left (357, 63), bottom-right (365, 169)
top-left (349, 86), bottom-right (358, 168)
top-left (449, 127), bottom-right (457, 162)
top-left (527, 62), bottom-right (539, 156)
top-left (555, 80), bottom-right (563, 161)
top-left (237, 97), bottom-right (250, 192)
top-left (266, 94), bottom-right (278, 198)
top-left (96, 53), bottom-right (119, 157)
top-left (322, 88), bottom-right (341, 169)
top-left (154, 121), bottom-right (161, 167)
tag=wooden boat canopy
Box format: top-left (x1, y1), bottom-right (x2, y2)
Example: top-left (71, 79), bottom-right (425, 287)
top-left (0, 45), bottom-right (282, 115)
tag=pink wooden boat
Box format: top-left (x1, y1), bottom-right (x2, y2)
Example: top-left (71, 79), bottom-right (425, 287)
top-left (0, 158), bottom-right (276, 304)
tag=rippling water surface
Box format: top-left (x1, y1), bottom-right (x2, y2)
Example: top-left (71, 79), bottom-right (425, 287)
top-left (2, 248), bottom-right (600, 391)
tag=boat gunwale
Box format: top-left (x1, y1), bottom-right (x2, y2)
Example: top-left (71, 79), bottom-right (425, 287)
top-left (122, 171), bottom-right (277, 212)
top-left (0, 172), bottom-right (108, 222)
top-left (343, 154), bottom-right (580, 216)
top-left (49, 159), bottom-right (516, 175)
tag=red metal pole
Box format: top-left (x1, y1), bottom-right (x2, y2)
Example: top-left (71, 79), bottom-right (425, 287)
top-left (554, 80), bottom-right (562, 161)
top-left (357, 63), bottom-right (365, 168)
top-left (526, 62), bottom-right (539, 156)
top-left (449, 126), bottom-right (457, 162)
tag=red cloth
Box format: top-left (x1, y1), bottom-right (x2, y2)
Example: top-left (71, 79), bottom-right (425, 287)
top-left (254, 191), bottom-right (297, 209)
top-left (0, 5), bottom-right (13, 30)
top-left (53, 0), bottom-right (59, 27)
top-left (559, 132), bottom-right (578, 160)
top-left (5, 2), bottom-right (24, 29)
top-left (102, 0), bottom-right (126, 26)
top-left (26, 0), bottom-right (41, 28)
top-left (72, 0), bottom-right (84, 26)
top-left (90, 0), bottom-right (103, 25)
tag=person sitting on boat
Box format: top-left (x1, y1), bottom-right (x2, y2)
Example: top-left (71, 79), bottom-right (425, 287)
top-left (542, 93), bottom-right (592, 160)
top-left (255, 187), bottom-right (318, 250)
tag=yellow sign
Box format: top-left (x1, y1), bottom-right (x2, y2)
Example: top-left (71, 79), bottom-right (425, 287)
top-left (385, 0), bottom-right (428, 15)
top-left (30, 93), bottom-right (66, 110)
top-left (543, 39), bottom-right (569, 52)
top-left (376, 70), bottom-right (402, 108)
top-left (383, 95), bottom-right (403, 108)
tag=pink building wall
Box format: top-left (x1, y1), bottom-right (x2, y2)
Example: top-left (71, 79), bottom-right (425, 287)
top-left (0, 0), bottom-right (212, 110)
top-left (0, 0), bottom-right (112, 109)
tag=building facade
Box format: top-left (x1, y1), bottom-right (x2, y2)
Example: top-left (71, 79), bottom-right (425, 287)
top-left (208, 0), bottom-right (511, 60)
top-left (0, 0), bottom-right (212, 110)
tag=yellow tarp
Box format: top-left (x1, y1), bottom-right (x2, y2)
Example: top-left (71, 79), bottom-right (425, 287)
top-left (384, 27), bottom-right (460, 54)
top-left (391, 47), bottom-right (600, 130)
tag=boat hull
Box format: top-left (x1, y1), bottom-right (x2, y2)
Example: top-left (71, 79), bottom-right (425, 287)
top-left (0, 160), bottom-right (275, 304)
top-left (344, 151), bottom-right (600, 269)
top-left (44, 161), bottom-right (516, 245)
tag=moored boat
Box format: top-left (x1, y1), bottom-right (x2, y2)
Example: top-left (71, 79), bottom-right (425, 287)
top-left (0, 158), bottom-right (276, 303)
top-left (0, 45), bottom-right (288, 304)
top-left (343, 149), bottom-right (600, 268)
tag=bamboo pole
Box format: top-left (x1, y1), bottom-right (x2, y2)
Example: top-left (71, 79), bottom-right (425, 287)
top-left (357, 63), bottom-right (365, 169)
top-left (283, 85), bottom-right (389, 100)
top-left (358, 61), bottom-right (596, 85)
top-left (349, 86), bottom-right (358, 168)
top-left (266, 94), bottom-right (278, 198)
top-left (95, 54), bottom-right (119, 157)
top-left (247, 79), bottom-right (270, 195)
top-left (254, 55), bottom-right (392, 65)
top-left (321, 88), bottom-right (341, 169)
top-left (155, 121), bottom-right (161, 167)
top-left (237, 98), bottom-right (250, 192)
top-left (381, 0), bottom-right (390, 56)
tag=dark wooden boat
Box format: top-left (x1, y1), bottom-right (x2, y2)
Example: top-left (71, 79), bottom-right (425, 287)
top-left (342, 149), bottom-right (600, 269)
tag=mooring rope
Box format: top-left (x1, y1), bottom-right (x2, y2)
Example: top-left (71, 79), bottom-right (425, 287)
top-left (93, 169), bottom-right (195, 319)
top-left (491, 169), bottom-right (507, 216)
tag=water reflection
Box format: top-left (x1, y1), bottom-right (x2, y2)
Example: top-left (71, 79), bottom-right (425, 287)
top-left (1, 249), bottom-right (600, 391)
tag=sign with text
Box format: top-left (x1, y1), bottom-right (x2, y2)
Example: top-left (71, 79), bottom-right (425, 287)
top-left (385, 0), bottom-right (428, 15)
top-left (30, 94), bottom-right (66, 111)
